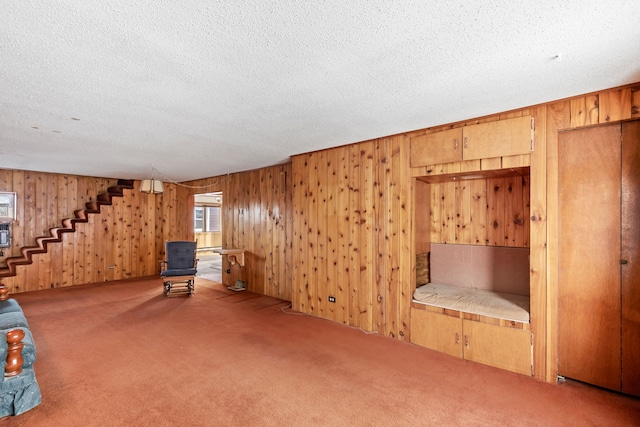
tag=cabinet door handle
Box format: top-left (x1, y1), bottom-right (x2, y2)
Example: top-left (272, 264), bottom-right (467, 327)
top-left (620, 259), bottom-right (629, 265)
top-left (454, 138), bottom-right (459, 151)
top-left (464, 137), bottom-right (469, 149)
top-left (464, 335), bottom-right (469, 348)
top-left (455, 333), bottom-right (460, 344)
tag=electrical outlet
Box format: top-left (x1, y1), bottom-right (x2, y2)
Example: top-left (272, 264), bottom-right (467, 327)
top-left (328, 296), bottom-right (336, 303)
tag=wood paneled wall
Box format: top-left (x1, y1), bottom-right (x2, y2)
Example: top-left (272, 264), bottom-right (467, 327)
top-left (194, 232), bottom-right (222, 249)
top-left (424, 176), bottom-right (530, 247)
top-left (292, 136), bottom-right (413, 338)
top-left (292, 83), bottom-right (639, 384)
top-left (179, 163), bottom-right (293, 301)
top-left (0, 171), bottom-right (161, 292)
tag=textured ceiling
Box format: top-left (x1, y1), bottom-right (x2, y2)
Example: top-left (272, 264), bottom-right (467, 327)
top-left (1, 1), bottom-right (639, 182)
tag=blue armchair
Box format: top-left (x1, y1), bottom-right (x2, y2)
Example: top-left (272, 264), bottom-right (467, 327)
top-left (0, 297), bottom-right (41, 418)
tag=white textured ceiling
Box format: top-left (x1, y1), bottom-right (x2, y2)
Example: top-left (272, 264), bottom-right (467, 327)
top-left (1, 1), bottom-right (639, 182)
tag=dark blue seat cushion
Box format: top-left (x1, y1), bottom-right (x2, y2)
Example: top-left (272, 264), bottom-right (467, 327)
top-left (161, 268), bottom-right (197, 278)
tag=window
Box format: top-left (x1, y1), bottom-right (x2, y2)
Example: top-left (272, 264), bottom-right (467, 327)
top-left (207, 206), bottom-right (221, 232)
top-left (194, 206), bottom-right (221, 232)
top-left (194, 207), bottom-right (204, 232)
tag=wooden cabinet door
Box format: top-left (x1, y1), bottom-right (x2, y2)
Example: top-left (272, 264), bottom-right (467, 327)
top-left (463, 320), bottom-right (532, 376)
top-left (621, 120), bottom-right (640, 397)
top-left (558, 124), bottom-right (622, 391)
top-left (410, 128), bottom-right (463, 167)
top-left (462, 116), bottom-right (533, 161)
top-left (411, 309), bottom-right (462, 358)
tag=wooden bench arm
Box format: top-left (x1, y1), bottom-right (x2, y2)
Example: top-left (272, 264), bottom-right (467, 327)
top-left (5, 329), bottom-right (25, 377)
top-left (0, 283), bottom-right (9, 301)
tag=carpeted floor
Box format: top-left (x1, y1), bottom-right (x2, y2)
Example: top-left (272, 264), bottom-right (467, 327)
top-left (2, 277), bottom-right (639, 426)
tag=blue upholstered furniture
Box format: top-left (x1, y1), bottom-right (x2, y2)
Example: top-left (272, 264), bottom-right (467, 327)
top-left (0, 297), bottom-right (41, 417)
top-left (160, 241), bottom-right (198, 297)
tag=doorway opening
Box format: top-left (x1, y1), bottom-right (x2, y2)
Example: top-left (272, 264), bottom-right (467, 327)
top-left (194, 192), bottom-right (223, 282)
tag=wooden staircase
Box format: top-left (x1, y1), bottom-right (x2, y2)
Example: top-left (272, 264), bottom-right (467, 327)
top-left (0, 179), bottom-right (135, 278)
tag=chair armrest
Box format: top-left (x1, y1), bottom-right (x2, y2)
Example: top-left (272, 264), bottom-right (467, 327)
top-left (5, 329), bottom-right (25, 377)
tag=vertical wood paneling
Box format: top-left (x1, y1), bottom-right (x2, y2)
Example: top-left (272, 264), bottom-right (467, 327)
top-left (487, 178), bottom-right (506, 246)
top-left (292, 157), bottom-right (306, 310)
top-left (359, 142), bottom-right (375, 331)
top-left (291, 135), bottom-right (413, 338)
top-left (307, 152), bottom-right (319, 315)
top-left (316, 151), bottom-right (328, 318)
top-left (249, 170), bottom-right (260, 294)
top-left (348, 144), bottom-right (361, 328)
top-left (11, 171), bottom-right (25, 278)
top-left (455, 179), bottom-right (471, 244)
top-left (397, 135), bottom-right (413, 341)
top-left (530, 104), bottom-right (549, 381)
top-left (374, 139), bottom-right (387, 334)
top-left (112, 184), bottom-right (124, 281)
top-left (144, 193), bottom-right (156, 276)
top-left (265, 169), bottom-right (275, 296)
top-left (73, 178), bottom-right (86, 286)
top-left (545, 101), bottom-right (568, 382)
top-left (336, 148), bottom-right (350, 323)
top-left (570, 95), bottom-right (599, 127)
top-left (326, 149), bottom-right (339, 322)
top-left (442, 181), bottom-right (456, 243)
top-left (470, 179), bottom-right (487, 245)
top-left (121, 187), bottom-right (132, 279)
top-left (96, 203), bottom-right (109, 281)
top-left (522, 176), bottom-right (530, 248)
top-left (385, 138), bottom-right (400, 337)
top-left (415, 181), bottom-right (430, 254)
top-left (48, 175), bottom-right (65, 288)
top-left (282, 167), bottom-right (293, 301)
top-left (427, 176), bottom-right (527, 248)
top-left (505, 176), bottom-right (524, 247)
top-left (632, 88), bottom-right (640, 118)
top-left (429, 183), bottom-right (442, 243)
top-left (130, 189), bottom-right (141, 279)
top-left (264, 169), bottom-right (275, 297)
top-left (599, 88), bottom-right (632, 123)
top-left (62, 177), bottom-right (77, 286)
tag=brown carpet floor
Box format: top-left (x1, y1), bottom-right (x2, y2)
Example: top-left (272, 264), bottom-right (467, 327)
top-left (1, 277), bottom-right (638, 426)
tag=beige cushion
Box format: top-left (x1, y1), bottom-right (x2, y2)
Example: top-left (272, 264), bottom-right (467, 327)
top-left (413, 283), bottom-right (530, 323)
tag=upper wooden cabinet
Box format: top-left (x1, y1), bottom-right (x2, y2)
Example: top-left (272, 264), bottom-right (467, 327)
top-left (410, 116), bottom-right (534, 167)
top-left (411, 127), bottom-right (463, 165)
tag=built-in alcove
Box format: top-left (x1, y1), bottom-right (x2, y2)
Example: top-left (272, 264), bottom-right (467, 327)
top-left (411, 166), bottom-right (533, 376)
